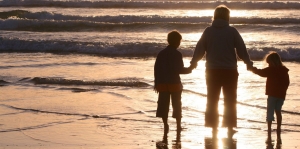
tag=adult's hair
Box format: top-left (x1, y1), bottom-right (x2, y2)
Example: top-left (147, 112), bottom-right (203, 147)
top-left (167, 30), bottom-right (182, 46)
top-left (213, 5), bottom-right (230, 21)
top-left (265, 51), bottom-right (284, 67)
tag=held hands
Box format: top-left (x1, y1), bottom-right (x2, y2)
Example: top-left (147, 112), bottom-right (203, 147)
top-left (247, 64), bottom-right (254, 71)
top-left (189, 62), bottom-right (198, 69)
top-left (187, 63), bottom-right (197, 73)
top-left (153, 85), bottom-right (158, 93)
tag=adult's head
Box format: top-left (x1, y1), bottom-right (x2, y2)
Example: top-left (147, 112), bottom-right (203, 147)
top-left (167, 30), bottom-right (182, 48)
top-left (265, 51), bottom-right (284, 67)
top-left (213, 5), bottom-right (230, 22)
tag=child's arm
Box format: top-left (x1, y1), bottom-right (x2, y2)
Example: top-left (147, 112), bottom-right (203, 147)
top-left (176, 53), bottom-right (193, 74)
top-left (250, 67), bottom-right (270, 77)
top-left (180, 66), bottom-right (193, 74)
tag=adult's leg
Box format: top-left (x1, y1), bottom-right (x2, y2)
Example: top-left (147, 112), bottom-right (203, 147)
top-left (206, 70), bottom-right (222, 138)
top-left (206, 76), bottom-right (221, 128)
top-left (222, 70), bottom-right (238, 138)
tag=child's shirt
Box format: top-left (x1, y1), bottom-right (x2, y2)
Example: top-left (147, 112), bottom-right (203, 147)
top-left (252, 66), bottom-right (290, 99)
top-left (154, 45), bottom-right (190, 92)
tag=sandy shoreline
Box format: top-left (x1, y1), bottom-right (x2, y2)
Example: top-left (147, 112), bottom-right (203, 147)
top-left (1, 57), bottom-right (300, 149)
top-left (1, 115), bottom-right (299, 149)
top-left (1, 91), bottom-right (299, 149)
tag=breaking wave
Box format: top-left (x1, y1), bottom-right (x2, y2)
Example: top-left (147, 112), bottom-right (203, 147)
top-left (30, 77), bottom-right (151, 87)
top-left (1, 37), bottom-right (300, 61)
top-left (1, 1), bottom-right (300, 9)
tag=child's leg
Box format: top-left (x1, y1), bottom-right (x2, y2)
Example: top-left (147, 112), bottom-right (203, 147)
top-left (274, 97), bottom-right (284, 144)
top-left (266, 96), bottom-right (276, 143)
top-left (275, 110), bottom-right (282, 140)
top-left (176, 117), bottom-right (181, 132)
top-left (156, 92), bottom-right (171, 136)
top-left (267, 121), bottom-right (272, 140)
top-left (162, 117), bottom-right (169, 136)
top-left (176, 117), bottom-right (181, 128)
top-left (170, 91), bottom-right (182, 130)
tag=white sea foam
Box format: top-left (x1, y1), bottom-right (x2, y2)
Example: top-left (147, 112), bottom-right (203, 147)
top-left (1, 0), bottom-right (300, 9)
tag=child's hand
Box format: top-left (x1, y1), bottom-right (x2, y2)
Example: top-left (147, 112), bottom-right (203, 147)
top-left (247, 64), bottom-right (254, 71)
top-left (153, 86), bottom-right (158, 93)
top-left (186, 66), bottom-right (193, 73)
top-left (189, 63), bottom-right (197, 69)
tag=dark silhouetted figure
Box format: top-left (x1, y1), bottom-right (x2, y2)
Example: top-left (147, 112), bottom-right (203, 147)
top-left (154, 30), bottom-right (193, 138)
top-left (249, 51), bottom-right (289, 146)
top-left (190, 5), bottom-right (253, 138)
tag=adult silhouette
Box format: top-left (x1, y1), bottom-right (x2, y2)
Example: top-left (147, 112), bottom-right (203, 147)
top-left (190, 5), bottom-right (253, 138)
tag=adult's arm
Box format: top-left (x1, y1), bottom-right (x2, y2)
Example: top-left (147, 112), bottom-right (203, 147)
top-left (190, 28), bottom-right (208, 67)
top-left (233, 28), bottom-right (253, 68)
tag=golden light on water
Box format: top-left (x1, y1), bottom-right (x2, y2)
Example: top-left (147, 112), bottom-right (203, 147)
top-left (230, 10), bottom-right (251, 18)
top-left (184, 10), bottom-right (214, 17)
top-left (183, 9), bottom-right (253, 18)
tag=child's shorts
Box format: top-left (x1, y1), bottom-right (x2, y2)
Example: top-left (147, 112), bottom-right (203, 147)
top-left (266, 96), bottom-right (284, 121)
top-left (156, 91), bottom-right (182, 119)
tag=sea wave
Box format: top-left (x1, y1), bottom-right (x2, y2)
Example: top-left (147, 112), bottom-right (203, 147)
top-left (1, 10), bottom-right (300, 33)
top-left (0, 80), bottom-right (9, 83)
top-left (1, 37), bottom-right (300, 60)
top-left (0, 62), bottom-right (98, 69)
top-left (0, 80), bottom-right (9, 86)
top-left (1, 10), bottom-right (300, 24)
top-left (30, 77), bottom-right (151, 87)
top-left (1, 0), bottom-right (300, 9)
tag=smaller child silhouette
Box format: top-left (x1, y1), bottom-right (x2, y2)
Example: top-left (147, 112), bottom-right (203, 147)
top-left (250, 51), bottom-right (290, 145)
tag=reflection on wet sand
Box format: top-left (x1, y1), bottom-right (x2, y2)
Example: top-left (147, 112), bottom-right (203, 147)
top-left (266, 141), bottom-right (282, 149)
top-left (156, 129), bottom-right (181, 149)
top-left (156, 128), bottom-right (283, 149)
top-left (204, 137), bottom-right (237, 149)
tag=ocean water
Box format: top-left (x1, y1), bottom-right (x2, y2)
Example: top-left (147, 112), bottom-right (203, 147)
top-left (0, 0), bottom-right (300, 148)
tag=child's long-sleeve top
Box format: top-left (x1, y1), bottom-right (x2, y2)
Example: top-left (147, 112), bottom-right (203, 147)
top-left (252, 66), bottom-right (290, 99)
top-left (154, 45), bottom-right (191, 92)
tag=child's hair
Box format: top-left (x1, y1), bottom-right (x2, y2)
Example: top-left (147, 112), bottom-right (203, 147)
top-left (213, 5), bottom-right (230, 21)
top-left (265, 51), bottom-right (284, 67)
top-left (167, 30), bottom-right (182, 47)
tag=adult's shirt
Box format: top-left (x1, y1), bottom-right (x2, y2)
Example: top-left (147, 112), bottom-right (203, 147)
top-left (190, 19), bottom-right (253, 69)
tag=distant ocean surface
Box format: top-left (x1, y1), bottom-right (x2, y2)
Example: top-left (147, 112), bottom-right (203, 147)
top-left (0, 0), bottom-right (300, 60)
top-left (1, 0), bottom-right (300, 147)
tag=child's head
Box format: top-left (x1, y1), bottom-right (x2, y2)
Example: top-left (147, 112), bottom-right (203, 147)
top-left (167, 30), bottom-right (182, 48)
top-left (264, 51), bottom-right (283, 67)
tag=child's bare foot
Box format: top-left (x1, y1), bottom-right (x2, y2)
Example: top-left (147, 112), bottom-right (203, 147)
top-left (164, 124), bottom-right (169, 135)
top-left (277, 138), bottom-right (282, 144)
top-left (177, 125), bottom-right (182, 131)
top-left (265, 137), bottom-right (272, 144)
